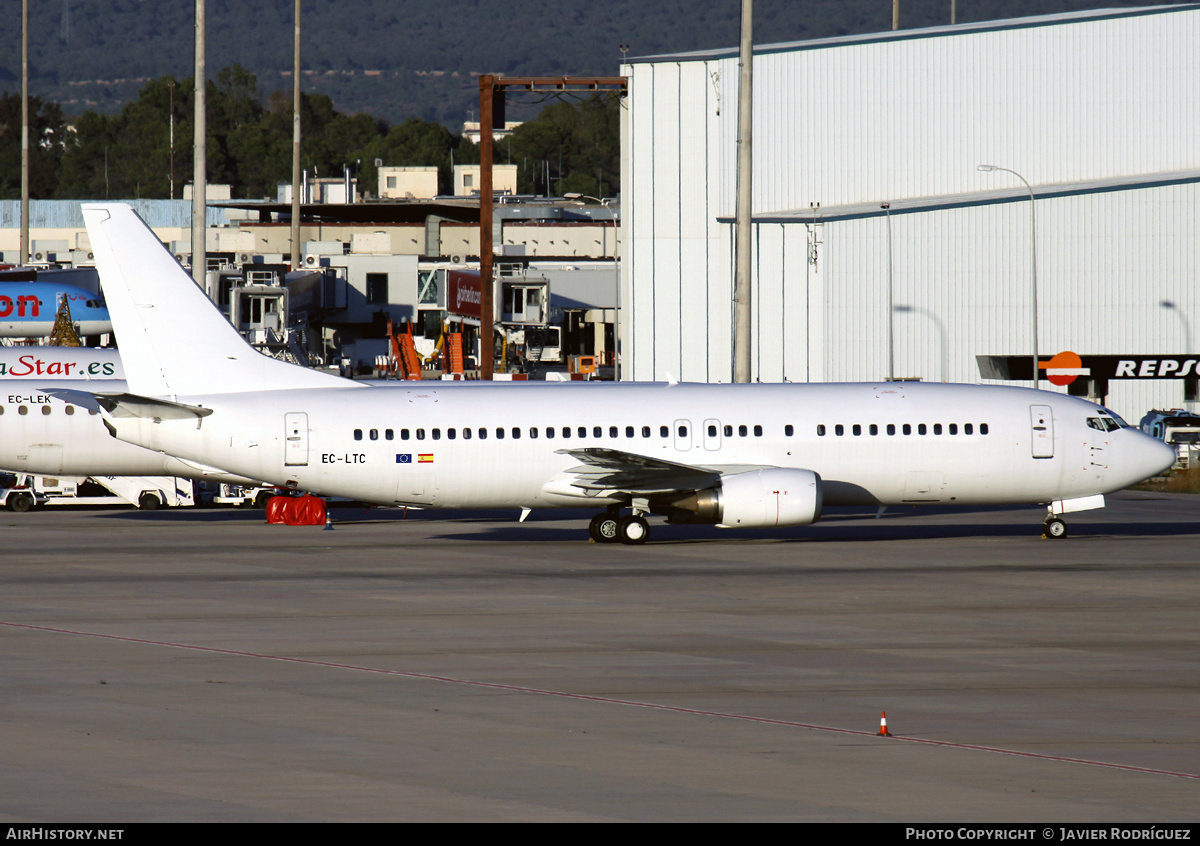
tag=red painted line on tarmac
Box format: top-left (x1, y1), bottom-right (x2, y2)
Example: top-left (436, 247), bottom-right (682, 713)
top-left (5, 620), bottom-right (1197, 781)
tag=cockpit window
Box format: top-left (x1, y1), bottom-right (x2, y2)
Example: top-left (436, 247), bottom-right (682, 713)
top-left (1088, 416), bottom-right (1122, 432)
top-left (1099, 408), bottom-right (1132, 428)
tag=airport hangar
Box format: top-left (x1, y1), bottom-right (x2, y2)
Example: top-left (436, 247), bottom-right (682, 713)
top-left (618, 4), bottom-right (1200, 423)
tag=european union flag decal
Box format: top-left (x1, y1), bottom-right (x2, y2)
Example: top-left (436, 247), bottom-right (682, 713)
top-left (396, 454), bottom-right (412, 464)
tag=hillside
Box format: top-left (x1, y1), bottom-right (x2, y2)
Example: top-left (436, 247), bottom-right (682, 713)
top-left (0, 0), bottom-right (1168, 127)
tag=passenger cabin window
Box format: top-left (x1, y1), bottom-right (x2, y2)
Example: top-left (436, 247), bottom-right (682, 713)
top-left (785, 425), bottom-right (794, 437)
top-left (353, 428), bottom-right (362, 440)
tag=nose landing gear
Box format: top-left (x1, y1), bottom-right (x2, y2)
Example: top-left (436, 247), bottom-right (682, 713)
top-left (1043, 514), bottom-right (1068, 539)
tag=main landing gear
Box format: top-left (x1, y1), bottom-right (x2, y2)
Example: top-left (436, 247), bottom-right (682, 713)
top-left (1042, 513), bottom-right (1068, 539)
top-left (589, 509), bottom-right (649, 545)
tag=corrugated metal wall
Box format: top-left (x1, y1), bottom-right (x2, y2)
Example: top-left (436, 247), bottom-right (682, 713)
top-left (711, 8), bottom-right (1200, 212)
top-left (741, 180), bottom-right (1200, 419)
top-left (621, 6), bottom-right (1200, 420)
top-left (0, 200), bottom-right (226, 229)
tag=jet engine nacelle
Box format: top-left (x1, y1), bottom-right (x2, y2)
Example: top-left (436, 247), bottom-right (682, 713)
top-left (662, 468), bottom-right (823, 528)
top-left (716, 468), bottom-right (823, 528)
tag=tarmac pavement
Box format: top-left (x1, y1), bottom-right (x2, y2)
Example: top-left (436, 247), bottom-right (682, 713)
top-left (1, 492), bottom-right (1197, 821)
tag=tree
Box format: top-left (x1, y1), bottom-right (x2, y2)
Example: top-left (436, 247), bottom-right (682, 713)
top-left (0, 93), bottom-right (67, 200)
top-left (507, 94), bottom-right (619, 197)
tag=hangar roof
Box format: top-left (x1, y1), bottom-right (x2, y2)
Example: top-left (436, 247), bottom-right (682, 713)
top-left (625, 4), bottom-right (1199, 64)
top-left (716, 169), bottom-right (1200, 224)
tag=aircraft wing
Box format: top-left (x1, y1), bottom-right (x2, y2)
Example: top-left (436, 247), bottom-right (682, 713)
top-left (555, 447), bottom-right (767, 495)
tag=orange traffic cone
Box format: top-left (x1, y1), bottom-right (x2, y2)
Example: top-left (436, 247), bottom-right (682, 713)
top-left (877, 711), bottom-right (891, 736)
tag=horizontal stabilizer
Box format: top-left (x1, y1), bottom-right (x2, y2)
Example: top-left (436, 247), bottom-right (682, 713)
top-left (47, 388), bottom-right (212, 422)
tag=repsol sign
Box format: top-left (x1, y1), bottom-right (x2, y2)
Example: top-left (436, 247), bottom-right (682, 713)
top-left (1110, 358), bottom-right (1200, 378)
top-left (978, 353), bottom-right (1200, 382)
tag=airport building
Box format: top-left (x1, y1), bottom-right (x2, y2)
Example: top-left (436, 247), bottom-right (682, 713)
top-left (619, 4), bottom-right (1200, 420)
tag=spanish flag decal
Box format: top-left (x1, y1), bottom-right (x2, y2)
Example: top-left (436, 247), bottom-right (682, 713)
top-left (418, 454), bottom-right (434, 463)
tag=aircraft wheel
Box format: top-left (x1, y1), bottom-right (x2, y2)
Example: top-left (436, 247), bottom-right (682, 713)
top-left (618, 514), bottom-right (649, 545)
top-left (254, 491), bottom-right (274, 509)
top-left (7, 492), bottom-right (33, 513)
top-left (1043, 517), bottom-right (1068, 539)
top-left (589, 513), bottom-right (620, 543)
top-left (138, 492), bottom-right (161, 511)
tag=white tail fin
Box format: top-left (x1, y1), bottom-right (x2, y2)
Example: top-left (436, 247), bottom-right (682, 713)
top-left (82, 203), bottom-right (353, 398)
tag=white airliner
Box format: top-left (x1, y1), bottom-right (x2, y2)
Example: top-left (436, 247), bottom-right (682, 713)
top-left (0, 346), bottom-right (243, 485)
top-left (0, 377), bottom-right (255, 485)
top-left (61, 203), bottom-right (1173, 543)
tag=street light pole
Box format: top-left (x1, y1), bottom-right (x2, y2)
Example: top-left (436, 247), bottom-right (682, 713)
top-left (1161, 300), bottom-right (1195, 410)
top-left (979, 164), bottom-right (1038, 388)
top-left (882, 203), bottom-right (894, 381)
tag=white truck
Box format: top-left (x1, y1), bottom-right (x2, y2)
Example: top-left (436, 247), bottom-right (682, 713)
top-left (1138, 409), bottom-right (1200, 469)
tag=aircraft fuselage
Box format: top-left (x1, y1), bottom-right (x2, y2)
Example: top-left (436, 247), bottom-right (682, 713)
top-left (101, 380), bottom-right (1172, 513)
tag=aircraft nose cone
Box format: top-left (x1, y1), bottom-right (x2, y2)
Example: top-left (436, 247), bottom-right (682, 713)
top-left (1127, 431), bottom-right (1176, 483)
